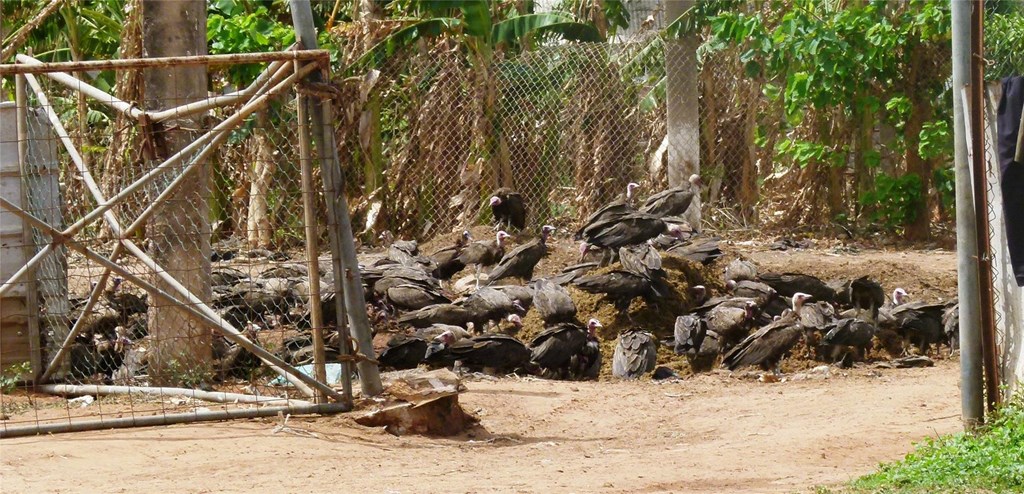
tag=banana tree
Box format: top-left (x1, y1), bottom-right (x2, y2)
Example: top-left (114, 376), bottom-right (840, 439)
top-left (349, 0), bottom-right (603, 230)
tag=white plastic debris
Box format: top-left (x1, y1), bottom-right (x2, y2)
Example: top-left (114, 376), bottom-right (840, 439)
top-left (68, 395), bottom-right (94, 408)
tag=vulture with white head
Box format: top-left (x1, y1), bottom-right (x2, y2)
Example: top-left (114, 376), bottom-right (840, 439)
top-left (490, 188), bottom-right (527, 231)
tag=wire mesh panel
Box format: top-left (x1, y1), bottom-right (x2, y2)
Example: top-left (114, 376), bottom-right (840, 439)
top-left (0, 53), bottom-right (349, 436)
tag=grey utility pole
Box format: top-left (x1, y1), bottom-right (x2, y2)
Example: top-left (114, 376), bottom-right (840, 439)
top-left (290, 0), bottom-right (383, 397)
top-left (950, 0), bottom-right (984, 429)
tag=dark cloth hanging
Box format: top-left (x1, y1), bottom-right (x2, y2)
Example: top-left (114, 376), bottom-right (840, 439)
top-left (997, 76), bottom-right (1024, 286)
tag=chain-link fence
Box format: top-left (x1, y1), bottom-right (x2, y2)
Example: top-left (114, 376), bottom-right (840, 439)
top-left (331, 29), bottom-right (966, 241)
top-left (1, 52), bottom-right (353, 437)
top-left (982, 41), bottom-right (1024, 395)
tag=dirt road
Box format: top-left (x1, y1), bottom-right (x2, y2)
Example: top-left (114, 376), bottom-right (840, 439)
top-left (1, 359), bottom-right (961, 494)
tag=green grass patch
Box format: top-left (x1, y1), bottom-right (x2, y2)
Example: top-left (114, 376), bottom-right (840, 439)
top-left (821, 395), bottom-right (1024, 494)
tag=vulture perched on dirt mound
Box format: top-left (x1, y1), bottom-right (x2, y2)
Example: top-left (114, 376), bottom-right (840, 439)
top-left (430, 231), bottom-right (472, 280)
top-left (487, 225), bottom-right (555, 284)
top-left (722, 295), bottom-right (808, 373)
top-left (612, 329), bottom-right (658, 379)
top-left (704, 300), bottom-right (758, 349)
top-left (757, 272), bottom-right (837, 302)
top-left (427, 332), bottom-right (532, 373)
top-left (532, 279), bottom-right (577, 325)
top-left (831, 275), bottom-right (886, 321)
top-left (457, 287), bottom-right (526, 330)
top-left (639, 174), bottom-right (702, 219)
top-left (377, 335), bottom-right (429, 370)
top-left (529, 319), bottom-right (602, 380)
top-left (458, 231), bottom-right (511, 287)
top-left (724, 259), bottom-right (758, 283)
top-left (490, 188), bottom-right (527, 231)
top-left (397, 303), bottom-right (472, 328)
top-left (666, 237), bottom-right (723, 265)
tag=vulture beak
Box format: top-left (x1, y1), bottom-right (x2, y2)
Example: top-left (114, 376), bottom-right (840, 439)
top-left (578, 242), bottom-right (590, 262)
top-left (489, 196), bottom-right (501, 207)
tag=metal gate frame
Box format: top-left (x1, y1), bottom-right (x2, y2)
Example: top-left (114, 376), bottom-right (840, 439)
top-left (0, 49), bottom-right (355, 437)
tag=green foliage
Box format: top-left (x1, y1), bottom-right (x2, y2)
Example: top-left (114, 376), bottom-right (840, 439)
top-left (985, 11), bottom-right (1024, 79)
top-left (843, 395), bottom-right (1024, 493)
top-left (918, 120), bottom-right (951, 161)
top-left (934, 166), bottom-right (956, 214)
top-left (0, 362), bottom-right (32, 393)
top-left (859, 173), bottom-right (924, 230)
top-left (208, 0), bottom-right (296, 86)
top-left (776, 139), bottom-right (836, 169)
top-left (165, 359), bottom-right (208, 389)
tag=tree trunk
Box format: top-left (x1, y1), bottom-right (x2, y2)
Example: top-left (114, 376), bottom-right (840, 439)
top-left (142, 0), bottom-right (212, 385)
top-left (904, 43), bottom-right (931, 241)
top-left (665, 0), bottom-right (701, 228)
top-left (246, 110), bottom-right (276, 248)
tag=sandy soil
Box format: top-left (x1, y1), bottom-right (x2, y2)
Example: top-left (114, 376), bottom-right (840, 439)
top-left (1, 241), bottom-right (963, 493)
top-left (1, 360), bottom-right (961, 494)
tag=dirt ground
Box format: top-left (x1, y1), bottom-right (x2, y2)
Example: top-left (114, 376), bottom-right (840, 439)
top-left (1, 241), bottom-right (963, 493)
top-left (1, 361), bottom-right (960, 494)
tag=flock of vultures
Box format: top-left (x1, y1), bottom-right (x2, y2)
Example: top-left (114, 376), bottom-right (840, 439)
top-left (67, 178), bottom-right (958, 386)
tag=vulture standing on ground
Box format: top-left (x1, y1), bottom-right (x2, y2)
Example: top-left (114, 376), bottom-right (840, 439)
top-left (887, 295), bottom-right (946, 355)
top-left (822, 317), bottom-right (877, 364)
top-left (943, 299), bottom-right (960, 354)
top-left (458, 231), bottom-right (511, 287)
top-left (529, 319), bottom-right (602, 380)
top-left (674, 314), bottom-right (721, 372)
top-left (612, 329), bottom-right (658, 379)
top-left (487, 225), bottom-right (555, 284)
top-left (638, 174), bottom-right (702, 219)
top-left (722, 294), bottom-right (809, 373)
top-left (430, 230), bottom-right (473, 280)
top-left (490, 188), bottom-right (527, 231)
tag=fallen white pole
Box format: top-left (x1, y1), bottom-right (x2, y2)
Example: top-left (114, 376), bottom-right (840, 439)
top-left (39, 384), bottom-right (312, 406)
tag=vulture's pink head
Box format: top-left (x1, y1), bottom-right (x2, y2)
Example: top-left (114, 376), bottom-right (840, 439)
top-left (626, 182), bottom-right (640, 199)
top-left (688, 174), bottom-right (704, 187)
top-left (791, 292), bottom-right (812, 311)
top-left (587, 318), bottom-right (603, 334)
top-left (489, 196), bottom-right (502, 207)
top-left (744, 300), bottom-right (758, 319)
top-left (496, 231), bottom-right (511, 244)
top-left (578, 241), bottom-right (591, 262)
top-left (507, 314), bottom-right (523, 328)
top-left (666, 224), bottom-right (687, 239)
top-left (892, 288), bottom-right (909, 306)
top-left (436, 330), bottom-right (457, 345)
top-left (462, 230), bottom-right (473, 241)
top-left (691, 284), bottom-right (708, 300)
